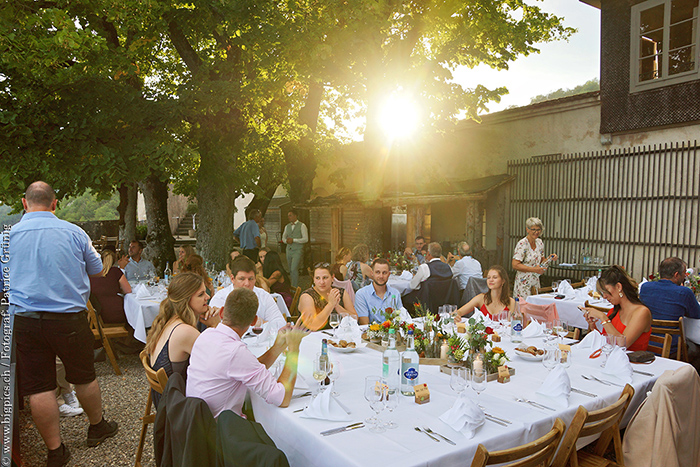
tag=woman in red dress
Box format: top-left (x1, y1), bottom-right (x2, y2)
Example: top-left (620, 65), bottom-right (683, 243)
top-left (454, 265), bottom-right (515, 320)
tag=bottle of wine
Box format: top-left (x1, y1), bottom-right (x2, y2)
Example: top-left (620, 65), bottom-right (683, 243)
top-left (164, 262), bottom-right (172, 285)
top-left (320, 339), bottom-right (331, 385)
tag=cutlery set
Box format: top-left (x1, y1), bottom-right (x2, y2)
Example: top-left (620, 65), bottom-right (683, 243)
top-left (414, 427), bottom-right (456, 445)
top-left (581, 374), bottom-right (623, 386)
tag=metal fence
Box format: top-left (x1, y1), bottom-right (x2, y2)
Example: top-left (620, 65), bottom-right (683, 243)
top-left (506, 142), bottom-right (700, 281)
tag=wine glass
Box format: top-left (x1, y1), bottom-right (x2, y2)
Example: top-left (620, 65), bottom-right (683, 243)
top-left (364, 376), bottom-right (385, 433)
top-left (615, 335), bottom-right (627, 351)
top-left (383, 385), bottom-right (399, 429)
top-left (551, 281), bottom-right (560, 294)
top-left (313, 353), bottom-right (329, 397)
top-left (471, 367), bottom-right (488, 397)
top-left (329, 310), bottom-right (341, 338)
top-left (601, 334), bottom-right (616, 367)
top-left (450, 367), bottom-right (468, 397)
top-left (498, 311), bottom-right (510, 338)
top-left (542, 345), bottom-right (558, 370)
top-left (328, 359), bottom-right (342, 396)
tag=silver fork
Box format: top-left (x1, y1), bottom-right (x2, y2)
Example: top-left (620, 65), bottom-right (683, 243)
top-left (414, 426), bottom-right (440, 442)
top-left (423, 427), bottom-right (456, 445)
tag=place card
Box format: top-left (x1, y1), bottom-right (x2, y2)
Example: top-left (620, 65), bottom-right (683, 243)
top-left (491, 333), bottom-right (501, 342)
top-left (456, 322), bottom-right (467, 334)
top-left (497, 365), bottom-right (510, 383)
top-left (414, 383), bottom-right (430, 404)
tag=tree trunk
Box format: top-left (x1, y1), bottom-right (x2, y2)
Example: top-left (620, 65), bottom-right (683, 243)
top-left (196, 142), bottom-right (238, 269)
top-left (283, 82), bottom-right (324, 204)
top-left (247, 170), bottom-right (282, 216)
top-left (117, 182), bottom-right (137, 251)
top-left (139, 175), bottom-right (176, 275)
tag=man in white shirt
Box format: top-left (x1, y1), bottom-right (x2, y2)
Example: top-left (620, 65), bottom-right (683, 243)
top-left (210, 256), bottom-right (286, 329)
top-left (448, 242), bottom-right (483, 289)
top-left (282, 209), bottom-right (308, 288)
top-left (124, 240), bottom-right (155, 281)
top-left (409, 242), bottom-right (453, 291)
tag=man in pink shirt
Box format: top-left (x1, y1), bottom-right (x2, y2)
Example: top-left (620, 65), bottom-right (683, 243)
top-left (186, 287), bottom-right (306, 418)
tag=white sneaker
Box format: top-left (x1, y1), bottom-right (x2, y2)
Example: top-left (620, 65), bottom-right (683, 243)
top-left (59, 403), bottom-right (84, 417)
top-left (63, 391), bottom-right (81, 409)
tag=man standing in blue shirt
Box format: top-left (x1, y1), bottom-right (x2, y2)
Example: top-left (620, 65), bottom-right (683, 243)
top-left (9, 182), bottom-right (118, 466)
top-left (233, 209), bottom-right (262, 262)
top-left (639, 257), bottom-right (700, 358)
top-left (355, 258), bottom-right (402, 325)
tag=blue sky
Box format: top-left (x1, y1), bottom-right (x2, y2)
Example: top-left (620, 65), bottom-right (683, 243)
top-left (452, 0), bottom-right (601, 113)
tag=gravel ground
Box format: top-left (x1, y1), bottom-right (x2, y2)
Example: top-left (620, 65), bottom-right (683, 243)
top-left (19, 353), bottom-right (155, 467)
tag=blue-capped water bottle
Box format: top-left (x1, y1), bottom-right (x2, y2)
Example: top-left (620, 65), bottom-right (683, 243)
top-left (511, 298), bottom-right (523, 343)
top-left (401, 330), bottom-right (419, 395)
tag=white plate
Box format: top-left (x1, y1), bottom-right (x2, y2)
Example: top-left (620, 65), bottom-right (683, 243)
top-left (329, 345), bottom-right (357, 353)
top-left (514, 349), bottom-right (545, 361)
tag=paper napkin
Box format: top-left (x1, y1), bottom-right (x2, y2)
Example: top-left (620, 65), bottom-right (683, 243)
top-left (300, 383), bottom-right (351, 422)
top-left (536, 365), bottom-right (571, 408)
top-left (438, 397), bottom-right (485, 439)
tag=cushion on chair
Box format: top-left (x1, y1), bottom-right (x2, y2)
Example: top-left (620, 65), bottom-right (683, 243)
top-left (519, 302), bottom-right (559, 324)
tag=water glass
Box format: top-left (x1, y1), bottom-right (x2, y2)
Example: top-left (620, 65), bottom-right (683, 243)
top-left (542, 344), bottom-right (558, 370)
top-left (449, 367), bottom-right (468, 396)
top-left (364, 376), bottom-right (386, 433)
top-left (471, 368), bottom-right (488, 396)
top-left (329, 359), bottom-right (341, 396)
top-left (384, 385), bottom-right (399, 429)
top-left (601, 334), bottom-right (616, 367)
top-left (615, 335), bottom-right (627, 351)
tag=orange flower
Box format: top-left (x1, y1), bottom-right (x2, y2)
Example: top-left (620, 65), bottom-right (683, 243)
top-left (382, 320), bottom-right (391, 328)
top-left (492, 347), bottom-right (505, 354)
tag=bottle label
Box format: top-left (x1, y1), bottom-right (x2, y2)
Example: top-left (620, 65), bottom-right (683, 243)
top-left (513, 322), bottom-right (523, 332)
top-left (382, 363), bottom-right (389, 378)
top-left (403, 367), bottom-right (418, 381)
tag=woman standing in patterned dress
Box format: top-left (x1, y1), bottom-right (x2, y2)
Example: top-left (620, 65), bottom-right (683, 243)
top-left (511, 217), bottom-right (557, 299)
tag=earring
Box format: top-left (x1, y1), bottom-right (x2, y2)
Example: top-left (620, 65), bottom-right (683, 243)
top-left (619, 292), bottom-right (623, 298)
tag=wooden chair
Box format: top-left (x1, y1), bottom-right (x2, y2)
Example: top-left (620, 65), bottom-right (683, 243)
top-left (532, 285), bottom-right (553, 295)
top-left (571, 280), bottom-right (586, 289)
top-left (135, 350), bottom-right (169, 467)
top-left (566, 328), bottom-right (582, 340)
top-left (647, 332), bottom-right (672, 359)
top-left (289, 286), bottom-right (302, 317)
top-left (552, 384), bottom-right (635, 467)
top-left (87, 300), bottom-right (130, 375)
top-left (651, 318), bottom-right (688, 361)
top-left (471, 418), bottom-right (565, 467)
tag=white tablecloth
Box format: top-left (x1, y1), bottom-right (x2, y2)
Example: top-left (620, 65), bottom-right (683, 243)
top-left (527, 292), bottom-right (612, 330)
top-left (684, 318), bottom-right (700, 345)
top-left (124, 293), bottom-right (163, 343)
top-left (249, 331), bottom-right (687, 467)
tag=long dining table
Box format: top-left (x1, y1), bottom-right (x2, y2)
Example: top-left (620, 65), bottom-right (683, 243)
top-left (249, 328), bottom-right (688, 467)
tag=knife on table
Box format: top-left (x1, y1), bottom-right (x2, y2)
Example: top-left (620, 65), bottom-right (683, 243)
top-left (321, 422), bottom-right (364, 436)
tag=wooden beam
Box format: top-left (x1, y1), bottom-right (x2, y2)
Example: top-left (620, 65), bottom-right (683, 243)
top-left (331, 207), bottom-right (341, 261)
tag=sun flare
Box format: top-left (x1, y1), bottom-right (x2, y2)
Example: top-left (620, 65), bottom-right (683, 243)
top-left (379, 94), bottom-right (420, 140)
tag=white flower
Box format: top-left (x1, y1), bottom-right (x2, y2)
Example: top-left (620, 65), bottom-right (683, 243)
top-left (499, 356), bottom-right (507, 365)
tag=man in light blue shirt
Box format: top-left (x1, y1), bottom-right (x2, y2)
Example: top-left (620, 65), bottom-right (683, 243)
top-left (124, 239), bottom-right (155, 281)
top-left (9, 181), bottom-right (118, 465)
top-left (355, 258), bottom-right (402, 325)
top-left (449, 241), bottom-right (483, 289)
top-left (233, 209), bottom-right (262, 262)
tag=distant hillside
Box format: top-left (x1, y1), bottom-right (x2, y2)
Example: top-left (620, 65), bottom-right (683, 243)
top-left (529, 78), bottom-right (600, 105)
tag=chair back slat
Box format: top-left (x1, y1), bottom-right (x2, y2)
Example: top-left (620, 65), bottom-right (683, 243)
top-left (289, 287), bottom-right (302, 317)
top-left (471, 418), bottom-right (565, 467)
top-left (552, 385), bottom-right (634, 467)
top-left (651, 318), bottom-right (688, 361)
top-left (647, 333), bottom-right (672, 359)
top-left (140, 350), bottom-right (169, 394)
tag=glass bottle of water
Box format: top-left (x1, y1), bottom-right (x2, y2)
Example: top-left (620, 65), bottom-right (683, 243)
top-left (164, 262), bottom-right (172, 285)
top-left (511, 298), bottom-right (523, 343)
top-left (401, 330), bottom-right (419, 396)
top-left (382, 328), bottom-right (401, 389)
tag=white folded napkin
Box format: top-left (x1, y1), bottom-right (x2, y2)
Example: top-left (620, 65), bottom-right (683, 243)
top-left (586, 276), bottom-right (598, 290)
top-left (522, 319), bottom-right (545, 338)
top-left (603, 347), bottom-right (633, 384)
top-left (470, 308), bottom-right (492, 325)
top-left (300, 383), bottom-right (351, 422)
top-left (337, 316), bottom-right (361, 343)
top-left (439, 396), bottom-right (485, 439)
top-left (577, 330), bottom-right (607, 350)
top-left (558, 280), bottom-right (575, 298)
top-left (536, 365), bottom-right (571, 408)
top-left (133, 283), bottom-right (152, 299)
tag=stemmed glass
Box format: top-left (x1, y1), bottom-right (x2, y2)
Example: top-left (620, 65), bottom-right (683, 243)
top-left (615, 335), bottom-right (627, 351)
top-left (601, 334), bottom-right (616, 367)
top-left (542, 344), bottom-right (558, 370)
top-left (364, 376), bottom-right (386, 433)
top-left (498, 311), bottom-right (510, 338)
top-left (551, 281), bottom-right (560, 294)
top-left (329, 310), bottom-right (341, 338)
top-left (450, 367), bottom-right (468, 397)
top-left (471, 367), bottom-right (488, 397)
top-left (313, 353), bottom-right (329, 397)
top-left (553, 319), bottom-right (569, 342)
top-left (328, 359), bottom-right (341, 396)
top-left (383, 385), bottom-right (399, 429)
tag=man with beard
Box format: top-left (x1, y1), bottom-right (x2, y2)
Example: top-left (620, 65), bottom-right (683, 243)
top-left (355, 258), bottom-right (403, 325)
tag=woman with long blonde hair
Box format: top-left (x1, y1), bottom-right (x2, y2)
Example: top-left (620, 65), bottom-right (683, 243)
top-left (173, 245), bottom-right (195, 274)
top-left (181, 254), bottom-right (215, 297)
top-left (146, 272), bottom-right (220, 407)
top-left (89, 249), bottom-right (132, 323)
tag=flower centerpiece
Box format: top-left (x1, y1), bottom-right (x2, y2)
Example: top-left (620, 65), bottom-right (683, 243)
top-left (445, 318), bottom-right (509, 371)
top-left (375, 250), bottom-right (414, 274)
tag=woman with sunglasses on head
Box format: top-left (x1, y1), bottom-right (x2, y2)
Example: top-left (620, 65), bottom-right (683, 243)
top-left (299, 263), bottom-right (357, 331)
top-left (512, 217), bottom-right (557, 299)
top-left (581, 265), bottom-right (651, 351)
